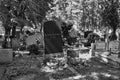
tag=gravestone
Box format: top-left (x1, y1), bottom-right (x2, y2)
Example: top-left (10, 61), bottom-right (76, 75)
top-left (0, 49), bottom-right (13, 63)
top-left (109, 41), bottom-right (119, 53)
top-left (44, 20), bottom-right (63, 54)
top-left (95, 41), bottom-right (106, 51)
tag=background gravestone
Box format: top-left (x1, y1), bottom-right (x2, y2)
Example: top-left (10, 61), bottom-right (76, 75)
top-left (44, 20), bottom-right (63, 54)
top-left (95, 41), bottom-right (106, 51)
top-left (109, 41), bottom-right (119, 53)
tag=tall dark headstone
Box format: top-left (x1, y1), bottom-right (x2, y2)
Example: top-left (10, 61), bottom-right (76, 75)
top-left (44, 20), bottom-right (63, 54)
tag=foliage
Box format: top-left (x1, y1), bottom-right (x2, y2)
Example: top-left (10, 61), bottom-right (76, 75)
top-left (0, 0), bottom-right (53, 48)
top-left (47, 0), bottom-right (102, 30)
top-left (0, 0), bottom-right (53, 28)
top-left (100, 0), bottom-right (119, 40)
top-left (100, 0), bottom-right (119, 28)
top-left (47, 0), bottom-right (120, 31)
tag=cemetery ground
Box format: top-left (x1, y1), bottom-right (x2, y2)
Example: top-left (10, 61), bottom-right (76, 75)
top-left (0, 56), bottom-right (119, 80)
top-left (0, 35), bottom-right (120, 80)
top-left (0, 49), bottom-right (120, 80)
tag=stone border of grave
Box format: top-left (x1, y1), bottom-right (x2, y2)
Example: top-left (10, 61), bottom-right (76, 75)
top-left (95, 51), bottom-right (120, 69)
top-left (90, 40), bottom-right (120, 69)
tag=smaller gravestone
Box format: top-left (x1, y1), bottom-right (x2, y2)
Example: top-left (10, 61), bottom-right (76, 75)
top-left (109, 41), bottom-right (119, 53)
top-left (95, 41), bottom-right (106, 51)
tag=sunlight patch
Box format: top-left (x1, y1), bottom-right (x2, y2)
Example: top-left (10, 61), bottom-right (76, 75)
top-left (112, 75), bottom-right (119, 79)
top-left (100, 73), bottom-right (111, 77)
top-left (100, 72), bottom-right (119, 79)
top-left (90, 72), bottom-right (99, 80)
top-left (73, 75), bottom-right (86, 79)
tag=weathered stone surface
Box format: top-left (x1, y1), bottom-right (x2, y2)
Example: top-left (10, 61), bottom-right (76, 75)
top-left (109, 41), bottom-right (120, 52)
top-left (95, 41), bottom-right (106, 50)
top-left (0, 49), bottom-right (13, 63)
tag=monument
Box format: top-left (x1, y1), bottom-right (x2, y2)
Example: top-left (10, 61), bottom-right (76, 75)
top-left (44, 20), bottom-right (63, 54)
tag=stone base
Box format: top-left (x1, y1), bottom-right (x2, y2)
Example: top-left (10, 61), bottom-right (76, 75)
top-left (0, 49), bottom-right (13, 63)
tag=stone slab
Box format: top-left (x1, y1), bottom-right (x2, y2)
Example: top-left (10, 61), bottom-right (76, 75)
top-left (95, 51), bottom-right (120, 69)
top-left (0, 49), bottom-right (13, 63)
top-left (108, 54), bottom-right (120, 63)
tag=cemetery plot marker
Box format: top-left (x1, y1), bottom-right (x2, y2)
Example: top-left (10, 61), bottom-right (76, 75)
top-left (95, 41), bottom-right (106, 51)
top-left (44, 21), bottom-right (63, 54)
top-left (109, 41), bottom-right (120, 53)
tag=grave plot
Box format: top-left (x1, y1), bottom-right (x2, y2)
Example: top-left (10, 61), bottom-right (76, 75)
top-left (95, 51), bottom-right (120, 69)
top-left (67, 47), bottom-right (90, 65)
top-left (93, 41), bottom-right (120, 69)
top-left (42, 53), bottom-right (77, 80)
top-left (67, 47), bottom-right (92, 75)
top-left (107, 54), bottom-right (120, 69)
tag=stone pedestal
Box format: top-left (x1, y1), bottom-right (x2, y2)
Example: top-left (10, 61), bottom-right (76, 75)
top-left (0, 49), bottom-right (13, 63)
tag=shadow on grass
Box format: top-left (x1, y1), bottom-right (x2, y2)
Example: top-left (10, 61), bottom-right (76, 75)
top-left (75, 58), bottom-right (120, 80)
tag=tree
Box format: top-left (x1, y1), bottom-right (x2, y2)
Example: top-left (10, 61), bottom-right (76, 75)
top-left (0, 0), bottom-right (53, 48)
top-left (100, 0), bottom-right (119, 40)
